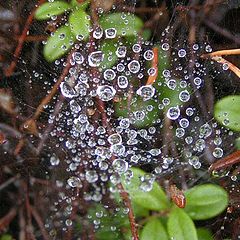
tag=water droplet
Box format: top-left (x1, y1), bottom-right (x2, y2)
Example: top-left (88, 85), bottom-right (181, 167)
top-left (67, 176), bottom-right (82, 188)
top-left (132, 44), bottom-right (141, 53)
top-left (117, 76), bottom-right (128, 88)
top-left (136, 85), bottom-right (155, 101)
top-left (108, 133), bottom-right (122, 145)
top-left (213, 147), bottom-right (223, 158)
top-left (105, 28), bottom-right (117, 39)
top-left (93, 26), bottom-right (103, 39)
top-left (50, 155), bottom-right (60, 166)
top-left (112, 159), bottom-right (128, 174)
top-left (96, 85), bottom-right (116, 101)
top-left (179, 90), bottom-right (190, 102)
top-left (116, 46), bottom-right (127, 58)
top-left (167, 106), bottom-right (180, 120)
top-left (86, 170), bottom-right (98, 183)
top-left (178, 49), bottom-right (186, 58)
top-left (143, 50), bottom-right (154, 60)
top-left (103, 69), bottom-right (116, 81)
top-left (72, 52), bottom-right (84, 64)
top-left (128, 60), bottom-right (140, 73)
top-left (88, 51), bottom-right (104, 67)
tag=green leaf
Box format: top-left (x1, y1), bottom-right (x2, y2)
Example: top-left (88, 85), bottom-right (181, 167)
top-left (214, 95), bottom-right (240, 131)
top-left (35, 1), bottom-right (70, 20)
top-left (141, 218), bottom-right (168, 240)
top-left (99, 40), bottom-right (118, 69)
top-left (167, 208), bottom-right (198, 240)
top-left (235, 137), bottom-right (240, 149)
top-left (69, 8), bottom-right (91, 40)
top-left (125, 29), bottom-right (152, 45)
top-left (114, 96), bottom-right (160, 128)
top-left (122, 168), bottom-right (169, 211)
top-left (0, 235), bottom-right (12, 240)
top-left (87, 204), bottom-right (127, 240)
top-left (184, 184), bottom-right (228, 220)
top-left (99, 12), bottom-right (143, 37)
top-left (71, 0), bottom-right (90, 9)
top-left (132, 202), bottom-right (149, 217)
top-left (43, 25), bottom-right (74, 62)
top-left (197, 228), bottom-right (214, 240)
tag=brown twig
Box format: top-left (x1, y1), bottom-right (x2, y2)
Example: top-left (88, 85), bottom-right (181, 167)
top-left (202, 49), bottom-right (240, 57)
top-left (202, 54), bottom-right (240, 79)
top-left (90, 3), bottom-right (139, 236)
top-left (145, 47), bottom-right (159, 85)
top-left (209, 150), bottom-right (240, 171)
top-left (30, 206), bottom-right (50, 240)
top-left (0, 208), bottom-right (17, 231)
top-left (0, 175), bottom-right (20, 192)
top-left (4, 0), bottom-right (46, 77)
top-left (32, 53), bottom-right (72, 121)
top-left (203, 20), bottom-right (240, 45)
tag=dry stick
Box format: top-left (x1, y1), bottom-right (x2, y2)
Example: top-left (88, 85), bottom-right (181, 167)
top-left (203, 19), bottom-right (240, 45)
top-left (209, 150), bottom-right (240, 171)
top-left (212, 56), bottom-right (240, 79)
top-left (202, 54), bottom-right (240, 79)
top-left (36, 94), bottom-right (65, 154)
top-left (4, 0), bottom-right (46, 77)
top-left (145, 47), bottom-right (159, 85)
top-left (202, 49), bottom-right (240, 57)
top-left (19, 207), bottom-right (26, 240)
top-left (0, 208), bottom-right (17, 231)
top-left (30, 206), bottom-right (50, 240)
top-left (33, 53), bottom-right (72, 121)
top-left (188, 5), bottom-right (210, 121)
top-left (0, 175), bottom-right (19, 191)
top-left (89, 2), bottom-right (138, 238)
top-left (33, 53), bottom-right (72, 153)
top-left (96, 99), bottom-right (139, 240)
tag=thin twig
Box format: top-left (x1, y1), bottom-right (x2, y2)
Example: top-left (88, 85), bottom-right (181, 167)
top-left (4, 0), bottom-right (46, 77)
top-left (0, 208), bottom-right (17, 231)
top-left (209, 150), bottom-right (240, 171)
top-left (0, 175), bottom-right (20, 192)
top-left (203, 20), bottom-right (240, 45)
top-left (202, 49), bottom-right (240, 57)
top-left (30, 206), bottom-right (50, 240)
top-left (146, 47), bottom-right (158, 85)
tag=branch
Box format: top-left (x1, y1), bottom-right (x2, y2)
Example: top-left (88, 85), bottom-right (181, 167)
top-left (30, 206), bottom-right (50, 240)
top-left (0, 208), bottom-right (17, 231)
top-left (4, 0), bottom-right (46, 77)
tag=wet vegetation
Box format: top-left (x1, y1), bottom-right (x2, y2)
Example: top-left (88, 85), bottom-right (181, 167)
top-left (0, 0), bottom-right (240, 239)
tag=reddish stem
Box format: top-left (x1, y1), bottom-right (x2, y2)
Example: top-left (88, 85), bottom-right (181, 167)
top-left (4, 0), bottom-right (46, 77)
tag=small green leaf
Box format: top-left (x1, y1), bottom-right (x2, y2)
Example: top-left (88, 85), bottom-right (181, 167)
top-left (69, 8), bottom-right (91, 40)
top-left (100, 40), bottom-right (118, 69)
top-left (43, 25), bottom-right (74, 62)
top-left (214, 95), bottom-right (240, 131)
top-left (184, 184), bottom-right (228, 220)
top-left (71, 0), bottom-right (90, 9)
top-left (235, 137), bottom-right (240, 149)
top-left (197, 228), bottom-right (214, 240)
top-left (0, 234), bottom-right (12, 240)
top-left (167, 208), bottom-right (198, 240)
top-left (114, 96), bottom-right (160, 128)
top-left (132, 202), bottom-right (149, 217)
top-left (122, 168), bottom-right (169, 211)
top-left (99, 12), bottom-right (143, 36)
top-left (141, 218), bottom-right (168, 240)
top-left (35, 1), bottom-right (70, 20)
top-left (125, 29), bottom-right (152, 45)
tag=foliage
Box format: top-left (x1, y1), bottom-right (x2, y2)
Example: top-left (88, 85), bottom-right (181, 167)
top-left (214, 95), bottom-right (240, 131)
top-left (85, 168), bottom-right (228, 240)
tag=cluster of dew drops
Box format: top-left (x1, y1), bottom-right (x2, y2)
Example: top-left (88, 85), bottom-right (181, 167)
top-left (44, 21), bottom-right (232, 231)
